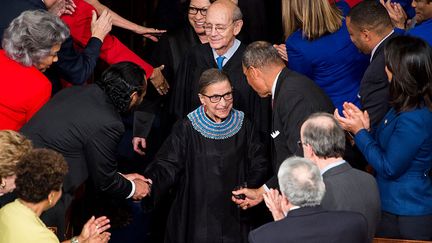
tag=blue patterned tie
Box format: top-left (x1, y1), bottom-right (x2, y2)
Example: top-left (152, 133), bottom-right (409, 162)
top-left (216, 56), bottom-right (225, 70)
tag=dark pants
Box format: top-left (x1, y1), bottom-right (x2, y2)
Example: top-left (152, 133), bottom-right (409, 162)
top-left (376, 211), bottom-right (432, 240)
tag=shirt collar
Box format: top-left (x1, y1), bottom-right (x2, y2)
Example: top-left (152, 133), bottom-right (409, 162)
top-left (212, 39), bottom-right (241, 67)
top-left (271, 69), bottom-right (283, 100)
top-left (370, 30), bottom-right (394, 62)
top-left (320, 160), bottom-right (346, 175)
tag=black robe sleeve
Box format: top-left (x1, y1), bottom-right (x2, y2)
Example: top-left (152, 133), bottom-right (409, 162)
top-left (142, 120), bottom-right (188, 207)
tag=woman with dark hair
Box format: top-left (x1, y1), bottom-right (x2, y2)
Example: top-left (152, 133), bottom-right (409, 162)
top-left (0, 149), bottom-right (111, 243)
top-left (335, 36), bottom-right (432, 240)
top-left (142, 68), bottom-right (268, 243)
top-left (0, 10), bottom-right (69, 131)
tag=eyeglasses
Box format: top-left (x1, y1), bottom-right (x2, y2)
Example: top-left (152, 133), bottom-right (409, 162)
top-left (188, 6), bottom-right (208, 16)
top-left (297, 140), bottom-right (307, 148)
top-left (204, 21), bottom-right (235, 34)
top-left (201, 91), bottom-right (233, 103)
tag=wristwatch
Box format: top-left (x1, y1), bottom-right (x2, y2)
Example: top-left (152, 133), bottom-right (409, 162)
top-left (71, 236), bottom-right (79, 243)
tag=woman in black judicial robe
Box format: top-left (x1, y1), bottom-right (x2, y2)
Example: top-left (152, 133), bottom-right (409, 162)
top-left (143, 69), bottom-right (268, 243)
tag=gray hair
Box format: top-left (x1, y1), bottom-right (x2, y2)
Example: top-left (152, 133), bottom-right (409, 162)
top-left (2, 10), bottom-right (69, 67)
top-left (242, 41), bottom-right (284, 68)
top-left (278, 156), bottom-right (325, 207)
top-left (198, 68), bottom-right (232, 94)
top-left (302, 112), bottom-right (345, 159)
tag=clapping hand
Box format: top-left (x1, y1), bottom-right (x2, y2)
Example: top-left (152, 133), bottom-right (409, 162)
top-left (334, 102), bottom-right (370, 135)
top-left (263, 189), bottom-right (285, 221)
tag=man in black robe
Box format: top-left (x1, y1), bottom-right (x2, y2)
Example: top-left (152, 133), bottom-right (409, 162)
top-left (171, 0), bottom-right (271, 140)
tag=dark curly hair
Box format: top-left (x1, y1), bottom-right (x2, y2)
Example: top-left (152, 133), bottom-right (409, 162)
top-left (384, 36), bottom-right (432, 113)
top-left (96, 62), bottom-right (146, 113)
top-left (15, 149), bottom-right (68, 203)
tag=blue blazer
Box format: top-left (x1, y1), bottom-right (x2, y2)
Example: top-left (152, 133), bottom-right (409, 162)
top-left (285, 20), bottom-right (369, 112)
top-left (408, 18), bottom-right (432, 47)
top-left (355, 107), bottom-right (432, 216)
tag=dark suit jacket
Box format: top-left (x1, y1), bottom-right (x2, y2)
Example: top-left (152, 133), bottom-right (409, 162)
top-left (321, 162), bottom-right (381, 242)
top-left (21, 84), bottom-right (132, 199)
top-left (266, 68), bottom-right (334, 188)
top-left (249, 206), bottom-right (368, 243)
top-left (359, 32), bottom-right (397, 128)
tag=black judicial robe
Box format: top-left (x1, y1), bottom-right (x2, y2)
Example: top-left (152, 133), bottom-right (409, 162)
top-left (171, 43), bottom-right (271, 138)
top-left (143, 108), bottom-right (268, 243)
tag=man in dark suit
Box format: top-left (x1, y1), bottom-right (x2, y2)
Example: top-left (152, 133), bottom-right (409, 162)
top-left (232, 41), bottom-right (334, 209)
top-left (249, 157), bottom-right (368, 243)
top-left (300, 113), bottom-right (381, 241)
top-left (21, 62), bottom-right (151, 239)
top-left (346, 0), bottom-right (396, 127)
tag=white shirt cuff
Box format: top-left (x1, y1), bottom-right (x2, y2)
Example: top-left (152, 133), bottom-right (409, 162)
top-left (263, 184), bottom-right (270, 192)
top-left (126, 179), bottom-right (136, 199)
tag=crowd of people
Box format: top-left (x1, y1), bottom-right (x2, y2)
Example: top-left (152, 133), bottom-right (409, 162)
top-left (0, 0), bottom-right (431, 242)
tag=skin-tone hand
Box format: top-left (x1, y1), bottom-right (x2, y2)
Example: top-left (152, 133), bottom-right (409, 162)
top-left (273, 44), bottom-right (288, 62)
top-left (120, 173), bottom-right (151, 183)
top-left (47, 0), bottom-right (76, 17)
top-left (84, 0), bottom-right (166, 42)
top-left (76, 216), bottom-right (110, 243)
top-left (86, 232), bottom-right (111, 243)
top-left (134, 26), bottom-right (166, 42)
top-left (132, 179), bottom-right (151, 200)
top-left (232, 186), bottom-right (265, 210)
top-left (263, 189), bottom-right (285, 221)
top-left (91, 10), bottom-right (112, 42)
top-left (149, 65), bottom-right (170, 95)
top-left (132, 137), bottom-right (146, 155)
top-left (334, 102), bottom-right (370, 135)
top-left (380, 0), bottom-right (407, 29)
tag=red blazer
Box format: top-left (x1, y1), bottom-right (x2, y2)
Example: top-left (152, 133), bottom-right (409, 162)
top-left (61, 0), bottom-right (154, 77)
top-left (0, 50), bottom-right (51, 131)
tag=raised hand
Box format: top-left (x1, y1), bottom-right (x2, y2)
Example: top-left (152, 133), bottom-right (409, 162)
top-left (263, 189), bottom-right (285, 221)
top-left (91, 10), bottom-right (112, 41)
top-left (149, 65), bottom-right (170, 95)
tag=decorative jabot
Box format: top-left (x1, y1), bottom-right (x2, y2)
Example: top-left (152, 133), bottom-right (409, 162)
top-left (187, 106), bottom-right (244, 139)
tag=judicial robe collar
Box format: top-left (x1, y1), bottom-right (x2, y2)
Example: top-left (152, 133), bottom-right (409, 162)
top-left (187, 105), bottom-right (244, 140)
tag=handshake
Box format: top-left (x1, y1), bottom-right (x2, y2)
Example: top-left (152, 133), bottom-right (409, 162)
top-left (120, 173), bottom-right (152, 200)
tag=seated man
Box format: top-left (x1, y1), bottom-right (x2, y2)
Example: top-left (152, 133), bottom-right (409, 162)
top-left (249, 157), bottom-right (368, 243)
top-left (21, 62), bottom-right (151, 239)
top-left (300, 112), bottom-right (381, 242)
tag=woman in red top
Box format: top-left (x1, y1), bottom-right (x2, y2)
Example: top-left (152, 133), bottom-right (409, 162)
top-left (0, 10), bottom-right (69, 131)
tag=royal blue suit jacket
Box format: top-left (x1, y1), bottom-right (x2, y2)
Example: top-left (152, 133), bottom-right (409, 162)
top-left (355, 107), bottom-right (432, 216)
top-left (408, 18), bottom-right (432, 47)
top-left (285, 20), bottom-right (369, 112)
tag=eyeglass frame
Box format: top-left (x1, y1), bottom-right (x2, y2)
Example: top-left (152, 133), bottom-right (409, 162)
top-left (203, 20), bottom-right (238, 34)
top-left (188, 6), bottom-right (208, 16)
top-left (296, 140), bottom-right (308, 149)
top-left (200, 91), bottom-right (234, 103)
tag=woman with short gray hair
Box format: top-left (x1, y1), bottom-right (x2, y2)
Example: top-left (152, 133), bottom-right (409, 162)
top-left (0, 10), bottom-right (69, 131)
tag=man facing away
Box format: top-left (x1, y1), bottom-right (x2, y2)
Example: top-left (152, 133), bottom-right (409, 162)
top-left (232, 41), bottom-right (334, 209)
top-left (249, 156), bottom-right (368, 243)
top-left (300, 112), bottom-right (381, 241)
